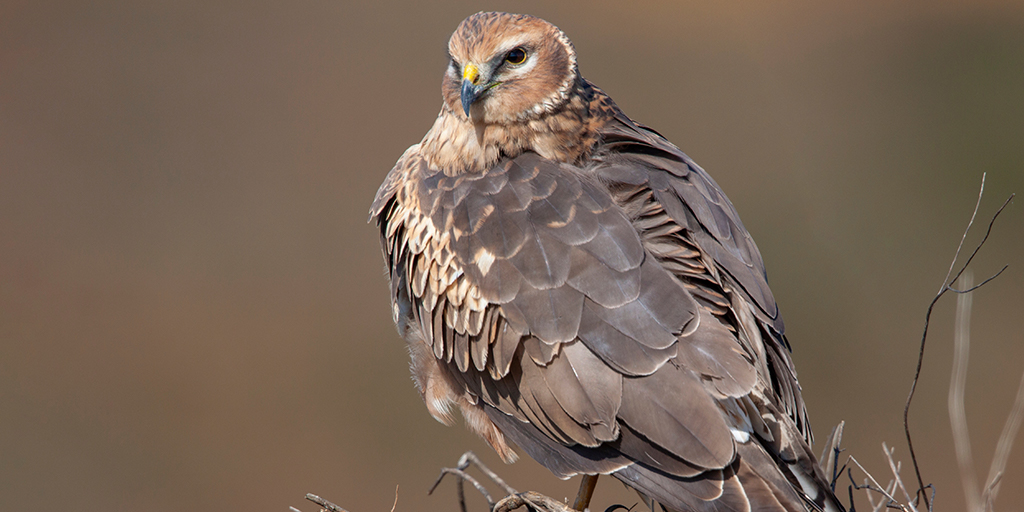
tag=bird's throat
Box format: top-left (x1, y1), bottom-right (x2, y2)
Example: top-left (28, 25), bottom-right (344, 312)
top-left (421, 99), bottom-right (603, 175)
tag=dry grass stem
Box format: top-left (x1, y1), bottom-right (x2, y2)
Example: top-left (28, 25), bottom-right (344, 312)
top-left (985, 368), bottom-right (1024, 508)
top-left (848, 454), bottom-right (909, 512)
top-left (950, 271), bottom-right (981, 511)
top-left (882, 443), bottom-right (917, 510)
top-left (947, 267), bottom-right (1024, 512)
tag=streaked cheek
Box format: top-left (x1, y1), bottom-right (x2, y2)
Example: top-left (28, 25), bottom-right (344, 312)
top-left (441, 76), bottom-right (461, 110)
top-left (504, 78), bottom-right (548, 112)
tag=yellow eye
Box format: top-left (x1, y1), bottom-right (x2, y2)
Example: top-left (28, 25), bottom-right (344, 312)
top-left (505, 47), bottom-right (527, 65)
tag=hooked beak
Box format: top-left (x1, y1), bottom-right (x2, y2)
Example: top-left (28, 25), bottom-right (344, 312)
top-left (460, 63), bottom-right (486, 116)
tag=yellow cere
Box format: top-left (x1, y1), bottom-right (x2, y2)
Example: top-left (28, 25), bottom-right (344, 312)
top-left (463, 63), bottom-right (480, 85)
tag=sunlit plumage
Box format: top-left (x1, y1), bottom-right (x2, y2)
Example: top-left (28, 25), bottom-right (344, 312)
top-left (371, 12), bottom-right (844, 512)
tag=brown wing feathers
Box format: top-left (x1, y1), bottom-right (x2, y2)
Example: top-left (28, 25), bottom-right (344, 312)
top-left (593, 116), bottom-right (813, 443)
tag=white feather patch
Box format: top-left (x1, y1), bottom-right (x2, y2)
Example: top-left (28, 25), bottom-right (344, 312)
top-left (730, 428), bottom-right (751, 443)
top-left (475, 247), bottom-right (496, 275)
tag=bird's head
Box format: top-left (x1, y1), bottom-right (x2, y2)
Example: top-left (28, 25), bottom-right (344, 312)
top-left (443, 12), bottom-right (579, 125)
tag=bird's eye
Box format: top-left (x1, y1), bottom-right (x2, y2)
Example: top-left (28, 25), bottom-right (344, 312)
top-left (504, 47), bottom-right (527, 65)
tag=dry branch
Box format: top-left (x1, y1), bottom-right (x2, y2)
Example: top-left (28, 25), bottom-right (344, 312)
top-left (844, 174), bottom-right (1015, 512)
top-left (902, 173), bottom-right (1013, 509)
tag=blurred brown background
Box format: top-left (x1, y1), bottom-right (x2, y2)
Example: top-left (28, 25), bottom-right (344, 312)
top-left (1, 1), bottom-right (1022, 511)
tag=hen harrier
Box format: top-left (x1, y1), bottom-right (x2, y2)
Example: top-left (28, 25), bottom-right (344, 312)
top-left (371, 12), bottom-right (844, 512)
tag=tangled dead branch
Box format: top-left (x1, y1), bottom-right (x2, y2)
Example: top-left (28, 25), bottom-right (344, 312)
top-left (849, 174), bottom-right (1017, 512)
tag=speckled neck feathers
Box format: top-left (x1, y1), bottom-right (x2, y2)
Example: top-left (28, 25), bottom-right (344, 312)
top-left (422, 80), bottom-right (618, 174)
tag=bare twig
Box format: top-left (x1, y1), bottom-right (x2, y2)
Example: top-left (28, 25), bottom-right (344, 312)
top-left (296, 487), bottom-right (397, 512)
top-left (847, 455), bottom-right (907, 511)
top-left (429, 467), bottom-right (495, 511)
top-left (882, 443), bottom-right (917, 511)
top-left (846, 444), bottom-right (940, 512)
top-left (602, 505), bottom-right (637, 512)
top-left (305, 493), bottom-right (351, 512)
top-left (493, 491), bottom-right (574, 512)
top-left (427, 451), bottom-right (638, 512)
top-left (902, 173), bottom-right (1014, 509)
top-left (458, 451), bottom-right (518, 496)
top-left (428, 451), bottom-right (521, 512)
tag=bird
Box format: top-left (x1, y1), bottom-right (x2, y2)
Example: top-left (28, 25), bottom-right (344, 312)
top-left (370, 11), bottom-right (845, 512)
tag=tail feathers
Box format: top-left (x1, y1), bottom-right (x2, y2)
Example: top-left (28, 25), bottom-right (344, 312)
top-left (748, 395), bottom-right (846, 512)
top-left (739, 441), bottom-right (844, 512)
top-left (612, 437), bottom-right (845, 512)
top-left (773, 421), bottom-right (847, 512)
top-left (612, 449), bottom-right (805, 512)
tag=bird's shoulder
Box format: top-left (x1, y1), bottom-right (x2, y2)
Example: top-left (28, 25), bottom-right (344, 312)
top-left (590, 106), bottom-right (783, 328)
